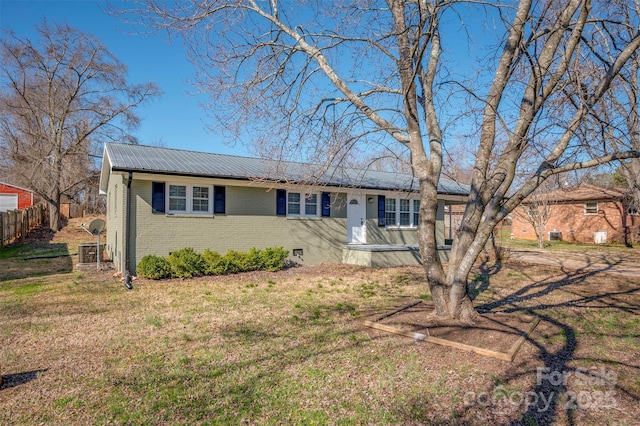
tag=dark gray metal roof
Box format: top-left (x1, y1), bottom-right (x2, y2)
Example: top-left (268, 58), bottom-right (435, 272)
top-left (103, 142), bottom-right (469, 195)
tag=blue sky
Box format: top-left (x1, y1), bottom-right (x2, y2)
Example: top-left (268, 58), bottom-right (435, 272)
top-left (1, 1), bottom-right (505, 164)
top-left (0, 0), bottom-right (248, 156)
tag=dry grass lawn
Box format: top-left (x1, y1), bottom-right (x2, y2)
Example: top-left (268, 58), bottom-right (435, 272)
top-left (1, 219), bottom-right (639, 425)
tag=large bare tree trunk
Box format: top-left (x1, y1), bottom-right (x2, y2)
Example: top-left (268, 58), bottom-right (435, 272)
top-left (49, 200), bottom-right (61, 231)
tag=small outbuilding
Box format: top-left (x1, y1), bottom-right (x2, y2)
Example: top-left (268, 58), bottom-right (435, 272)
top-left (0, 182), bottom-right (34, 212)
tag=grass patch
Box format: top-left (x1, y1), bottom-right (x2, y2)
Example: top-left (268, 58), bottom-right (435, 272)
top-left (2, 238), bottom-right (640, 424)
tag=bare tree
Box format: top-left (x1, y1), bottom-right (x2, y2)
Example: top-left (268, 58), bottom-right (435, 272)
top-left (567, 0), bottom-right (640, 213)
top-left (0, 20), bottom-right (160, 230)
top-left (590, 0), bottom-right (640, 212)
top-left (512, 179), bottom-right (561, 249)
top-left (114, 0), bottom-right (640, 321)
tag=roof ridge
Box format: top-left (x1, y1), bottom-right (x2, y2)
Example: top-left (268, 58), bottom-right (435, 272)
top-left (105, 141), bottom-right (260, 162)
top-left (103, 142), bottom-right (469, 194)
top-left (105, 142), bottom-right (464, 184)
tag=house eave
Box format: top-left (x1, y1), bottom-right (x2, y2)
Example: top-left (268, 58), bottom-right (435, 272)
top-left (108, 166), bottom-right (469, 197)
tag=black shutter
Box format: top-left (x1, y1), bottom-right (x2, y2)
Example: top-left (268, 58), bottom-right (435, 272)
top-left (377, 195), bottom-right (385, 227)
top-left (214, 186), bottom-right (226, 214)
top-left (152, 182), bottom-right (165, 213)
top-left (321, 192), bottom-right (331, 217)
top-left (276, 189), bottom-right (287, 216)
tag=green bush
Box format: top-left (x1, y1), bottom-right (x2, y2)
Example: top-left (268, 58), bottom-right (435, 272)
top-left (218, 250), bottom-right (246, 274)
top-left (168, 248), bottom-right (206, 278)
top-left (202, 249), bottom-right (223, 275)
top-left (137, 255), bottom-right (172, 280)
top-left (259, 247), bottom-right (289, 271)
top-left (244, 247), bottom-right (263, 271)
top-left (137, 247), bottom-right (290, 280)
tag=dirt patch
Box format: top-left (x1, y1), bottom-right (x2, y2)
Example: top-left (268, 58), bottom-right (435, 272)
top-left (373, 302), bottom-right (537, 355)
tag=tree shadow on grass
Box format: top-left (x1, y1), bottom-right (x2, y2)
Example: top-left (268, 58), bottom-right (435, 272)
top-left (469, 259), bottom-right (503, 300)
top-left (0, 369), bottom-right (48, 390)
top-left (468, 258), bottom-right (640, 426)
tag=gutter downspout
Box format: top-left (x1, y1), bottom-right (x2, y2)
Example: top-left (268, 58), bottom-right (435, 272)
top-left (124, 171), bottom-right (133, 290)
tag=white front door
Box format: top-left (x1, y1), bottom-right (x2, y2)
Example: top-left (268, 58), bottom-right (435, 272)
top-left (347, 194), bottom-right (366, 244)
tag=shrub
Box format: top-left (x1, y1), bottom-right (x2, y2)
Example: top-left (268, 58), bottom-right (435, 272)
top-left (244, 247), bottom-right (263, 271)
top-left (218, 250), bottom-right (246, 274)
top-left (137, 255), bottom-right (172, 280)
top-left (202, 249), bottom-right (223, 275)
top-left (259, 247), bottom-right (289, 271)
top-left (138, 246), bottom-right (290, 280)
top-left (168, 248), bottom-right (206, 278)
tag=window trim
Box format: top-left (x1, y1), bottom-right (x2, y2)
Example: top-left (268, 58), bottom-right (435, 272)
top-left (584, 202), bottom-right (598, 215)
top-left (191, 185), bottom-right (210, 212)
top-left (166, 183), bottom-right (213, 214)
top-left (286, 191), bottom-right (320, 217)
top-left (384, 196), bottom-right (420, 228)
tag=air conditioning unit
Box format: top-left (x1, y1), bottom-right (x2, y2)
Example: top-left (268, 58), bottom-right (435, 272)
top-left (78, 243), bottom-right (105, 264)
top-left (548, 230), bottom-right (562, 241)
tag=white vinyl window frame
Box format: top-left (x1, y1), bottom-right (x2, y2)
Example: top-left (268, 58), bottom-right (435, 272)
top-left (584, 202), bottom-right (598, 215)
top-left (386, 197), bottom-right (420, 228)
top-left (167, 183), bottom-right (213, 214)
top-left (287, 192), bottom-right (319, 217)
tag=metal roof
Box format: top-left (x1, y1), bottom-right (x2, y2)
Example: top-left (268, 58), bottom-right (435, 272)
top-left (103, 142), bottom-right (469, 195)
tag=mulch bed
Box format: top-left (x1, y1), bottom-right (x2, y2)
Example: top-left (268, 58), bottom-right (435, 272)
top-left (371, 301), bottom-right (539, 357)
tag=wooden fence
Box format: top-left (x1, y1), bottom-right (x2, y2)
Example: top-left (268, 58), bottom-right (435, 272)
top-left (0, 205), bottom-right (46, 247)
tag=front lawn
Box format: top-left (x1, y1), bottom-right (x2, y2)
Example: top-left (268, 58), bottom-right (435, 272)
top-left (1, 228), bottom-right (639, 425)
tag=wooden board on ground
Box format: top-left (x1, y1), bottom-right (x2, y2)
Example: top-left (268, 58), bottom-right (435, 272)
top-left (364, 301), bottom-right (540, 362)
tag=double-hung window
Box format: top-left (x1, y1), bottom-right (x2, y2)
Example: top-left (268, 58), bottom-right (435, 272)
top-left (167, 184), bottom-right (211, 214)
top-left (169, 185), bottom-right (188, 212)
top-left (384, 197), bottom-right (420, 227)
top-left (385, 198), bottom-right (396, 226)
top-left (584, 202), bottom-right (598, 215)
top-left (288, 193), bottom-right (301, 215)
top-left (192, 186), bottom-right (210, 212)
top-left (287, 192), bottom-right (319, 216)
top-left (399, 199), bottom-right (411, 226)
top-left (305, 194), bottom-right (318, 215)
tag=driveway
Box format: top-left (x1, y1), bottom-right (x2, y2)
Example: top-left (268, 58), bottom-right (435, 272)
top-left (507, 249), bottom-right (640, 278)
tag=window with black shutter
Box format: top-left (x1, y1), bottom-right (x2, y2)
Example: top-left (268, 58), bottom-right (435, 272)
top-left (321, 192), bottom-right (331, 217)
top-left (377, 195), bottom-right (385, 227)
top-left (214, 186), bottom-right (226, 214)
top-left (276, 189), bottom-right (287, 216)
top-left (152, 182), bottom-right (165, 213)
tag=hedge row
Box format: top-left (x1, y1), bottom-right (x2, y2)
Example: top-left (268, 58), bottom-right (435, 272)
top-left (137, 247), bottom-right (290, 280)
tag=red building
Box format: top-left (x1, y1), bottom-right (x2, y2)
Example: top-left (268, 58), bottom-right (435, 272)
top-left (0, 182), bottom-right (34, 212)
top-left (511, 184), bottom-right (640, 245)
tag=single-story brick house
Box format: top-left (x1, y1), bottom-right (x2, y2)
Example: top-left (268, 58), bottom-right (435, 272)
top-left (0, 182), bottom-right (34, 212)
top-left (99, 143), bottom-right (469, 276)
top-left (511, 184), bottom-right (640, 245)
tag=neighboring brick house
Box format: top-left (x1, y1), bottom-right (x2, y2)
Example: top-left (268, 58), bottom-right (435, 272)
top-left (511, 184), bottom-right (640, 245)
top-left (0, 182), bottom-right (34, 212)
